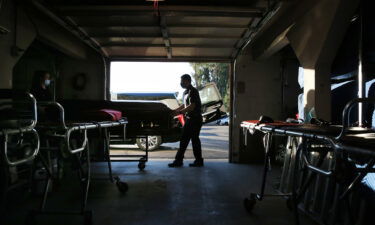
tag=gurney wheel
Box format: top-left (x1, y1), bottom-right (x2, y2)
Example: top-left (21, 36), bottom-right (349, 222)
top-left (138, 162), bottom-right (146, 171)
top-left (84, 211), bottom-right (93, 225)
top-left (116, 181), bottom-right (129, 193)
top-left (244, 196), bottom-right (256, 213)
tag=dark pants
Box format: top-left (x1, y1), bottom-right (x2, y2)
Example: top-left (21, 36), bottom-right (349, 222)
top-left (175, 116), bottom-right (203, 162)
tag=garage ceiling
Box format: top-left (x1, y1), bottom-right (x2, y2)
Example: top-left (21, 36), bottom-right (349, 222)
top-left (34, 0), bottom-right (274, 61)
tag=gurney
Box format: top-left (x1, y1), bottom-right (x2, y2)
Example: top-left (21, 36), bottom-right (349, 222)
top-left (28, 101), bottom-right (128, 225)
top-left (240, 119), bottom-right (301, 221)
top-left (60, 100), bottom-right (165, 171)
top-left (0, 89), bottom-right (39, 216)
top-left (241, 98), bottom-right (375, 225)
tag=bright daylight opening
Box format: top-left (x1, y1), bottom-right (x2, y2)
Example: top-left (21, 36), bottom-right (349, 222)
top-left (110, 62), bottom-right (194, 100)
top-left (110, 61), bottom-right (230, 160)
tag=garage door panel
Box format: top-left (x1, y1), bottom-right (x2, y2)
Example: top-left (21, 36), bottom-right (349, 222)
top-left (165, 16), bottom-right (251, 27)
top-left (104, 46), bottom-right (167, 57)
top-left (168, 27), bottom-right (244, 37)
top-left (172, 47), bottom-right (233, 57)
top-left (84, 27), bottom-right (161, 36)
top-left (71, 15), bottom-right (158, 26)
top-left (170, 38), bottom-right (237, 46)
top-left (95, 37), bottom-right (164, 45)
top-left (36, 0), bottom-right (268, 61)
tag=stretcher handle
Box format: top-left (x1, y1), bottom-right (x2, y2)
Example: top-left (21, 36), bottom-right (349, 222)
top-left (337, 98), bottom-right (375, 140)
top-left (2, 129), bottom-right (40, 166)
top-left (0, 90), bottom-right (38, 135)
top-left (302, 153), bottom-right (333, 176)
top-left (66, 128), bottom-right (88, 154)
top-left (37, 101), bottom-right (67, 129)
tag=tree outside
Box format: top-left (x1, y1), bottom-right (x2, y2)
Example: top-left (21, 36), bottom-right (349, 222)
top-left (190, 63), bottom-right (230, 111)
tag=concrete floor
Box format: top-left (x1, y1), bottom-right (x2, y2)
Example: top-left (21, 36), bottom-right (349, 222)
top-left (111, 125), bottom-right (229, 159)
top-left (4, 159), bottom-right (315, 225)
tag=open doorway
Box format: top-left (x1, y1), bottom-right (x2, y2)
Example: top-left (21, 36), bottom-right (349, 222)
top-left (109, 61), bottom-right (230, 160)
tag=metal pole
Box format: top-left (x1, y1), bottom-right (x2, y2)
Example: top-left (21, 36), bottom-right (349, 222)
top-left (358, 1), bottom-right (365, 126)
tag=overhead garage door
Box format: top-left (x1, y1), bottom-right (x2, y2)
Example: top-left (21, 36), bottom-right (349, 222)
top-left (31, 0), bottom-right (273, 61)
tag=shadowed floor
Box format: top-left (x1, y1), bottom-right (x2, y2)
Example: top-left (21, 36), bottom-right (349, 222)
top-left (4, 160), bottom-right (315, 225)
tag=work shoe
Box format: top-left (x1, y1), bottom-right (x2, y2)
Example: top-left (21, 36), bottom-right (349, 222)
top-left (189, 159), bottom-right (204, 167)
top-left (168, 161), bottom-right (183, 167)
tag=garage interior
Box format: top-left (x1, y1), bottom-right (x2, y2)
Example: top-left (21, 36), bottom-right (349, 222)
top-left (1, 0), bottom-right (375, 225)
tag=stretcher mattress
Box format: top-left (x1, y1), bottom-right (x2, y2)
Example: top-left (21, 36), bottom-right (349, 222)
top-left (81, 109), bottom-right (123, 122)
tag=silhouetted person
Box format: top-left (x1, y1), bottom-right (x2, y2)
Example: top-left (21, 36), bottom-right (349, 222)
top-left (366, 81), bottom-right (375, 127)
top-left (30, 71), bottom-right (56, 122)
top-left (30, 70), bottom-right (52, 101)
top-left (169, 74), bottom-right (204, 167)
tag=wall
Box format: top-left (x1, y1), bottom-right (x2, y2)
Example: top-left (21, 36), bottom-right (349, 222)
top-left (229, 0), bottom-right (359, 163)
top-left (280, 49), bottom-right (300, 119)
top-left (0, 0), bottom-right (105, 100)
top-left (0, 1), bottom-right (36, 88)
top-left (231, 49), bottom-right (299, 162)
top-left (58, 56), bottom-right (105, 100)
top-left (12, 41), bottom-right (61, 92)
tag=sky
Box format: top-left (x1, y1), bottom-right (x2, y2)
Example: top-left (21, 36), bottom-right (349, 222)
top-left (110, 62), bottom-right (194, 96)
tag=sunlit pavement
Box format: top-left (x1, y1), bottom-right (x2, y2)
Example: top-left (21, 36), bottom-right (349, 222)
top-left (111, 125), bottom-right (229, 159)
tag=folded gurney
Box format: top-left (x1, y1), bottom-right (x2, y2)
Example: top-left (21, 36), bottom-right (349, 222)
top-left (241, 98), bottom-right (375, 225)
top-left (0, 89), bottom-right (39, 218)
top-left (29, 102), bottom-right (128, 225)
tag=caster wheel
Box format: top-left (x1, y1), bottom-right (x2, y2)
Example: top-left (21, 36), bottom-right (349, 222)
top-left (25, 212), bottom-right (36, 225)
top-left (116, 181), bottom-right (129, 193)
top-left (286, 197), bottom-right (293, 211)
top-left (84, 211), bottom-right (93, 225)
top-left (244, 196), bottom-right (256, 213)
top-left (138, 162), bottom-right (146, 170)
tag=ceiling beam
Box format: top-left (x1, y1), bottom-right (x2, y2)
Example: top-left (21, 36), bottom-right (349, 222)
top-left (101, 44), bottom-right (235, 48)
top-left (110, 55), bottom-right (232, 62)
top-left (90, 34), bottom-right (242, 39)
top-left (230, 2), bottom-right (282, 59)
top-left (29, 0), bottom-right (108, 57)
top-left (56, 5), bottom-right (264, 18)
top-left (231, 17), bottom-right (261, 58)
top-left (56, 5), bottom-right (265, 13)
top-left (60, 10), bottom-right (263, 18)
top-left (78, 24), bottom-right (249, 29)
top-left (63, 16), bottom-right (109, 55)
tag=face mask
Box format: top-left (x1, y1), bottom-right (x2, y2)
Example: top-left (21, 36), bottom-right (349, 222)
top-left (45, 79), bottom-right (51, 86)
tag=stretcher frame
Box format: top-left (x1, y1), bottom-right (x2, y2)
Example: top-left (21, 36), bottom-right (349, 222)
top-left (0, 91), bottom-right (39, 166)
top-left (0, 90), bottom-right (40, 221)
top-left (110, 133), bottom-right (151, 171)
top-left (241, 98), bottom-right (375, 225)
top-left (241, 121), bottom-right (300, 223)
top-left (29, 101), bottom-right (128, 225)
top-left (110, 115), bottom-right (185, 170)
